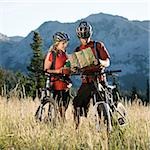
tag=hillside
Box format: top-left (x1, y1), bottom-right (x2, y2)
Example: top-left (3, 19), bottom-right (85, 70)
top-left (0, 13), bottom-right (149, 91)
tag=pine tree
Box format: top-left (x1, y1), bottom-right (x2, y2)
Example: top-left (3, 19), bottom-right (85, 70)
top-left (27, 31), bottom-right (45, 98)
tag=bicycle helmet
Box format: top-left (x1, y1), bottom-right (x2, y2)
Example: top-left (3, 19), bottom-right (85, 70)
top-left (76, 21), bottom-right (92, 39)
top-left (53, 32), bottom-right (70, 43)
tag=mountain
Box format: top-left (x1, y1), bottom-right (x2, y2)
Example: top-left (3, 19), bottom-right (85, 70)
top-left (0, 33), bottom-right (10, 41)
top-left (0, 34), bottom-right (23, 42)
top-left (0, 13), bottom-right (149, 91)
top-left (9, 36), bottom-right (24, 42)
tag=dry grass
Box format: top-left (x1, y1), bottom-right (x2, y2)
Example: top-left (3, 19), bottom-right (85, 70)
top-left (0, 96), bottom-right (149, 150)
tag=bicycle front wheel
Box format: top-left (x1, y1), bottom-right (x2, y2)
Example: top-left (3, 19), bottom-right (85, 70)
top-left (94, 102), bottom-right (112, 133)
top-left (35, 96), bottom-right (58, 124)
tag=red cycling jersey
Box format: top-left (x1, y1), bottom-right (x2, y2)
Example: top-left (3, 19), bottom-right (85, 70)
top-left (48, 51), bottom-right (68, 90)
top-left (75, 40), bottom-right (110, 83)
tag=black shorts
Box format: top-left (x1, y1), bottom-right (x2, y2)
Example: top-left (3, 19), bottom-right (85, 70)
top-left (73, 83), bottom-right (95, 117)
top-left (53, 90), bottom-right (70, 110)
top-left (73, 82), bottom-right (105, 117)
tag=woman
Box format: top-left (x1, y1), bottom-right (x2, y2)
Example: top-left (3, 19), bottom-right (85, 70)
top-left (44, 32), bottom-right (70, 120)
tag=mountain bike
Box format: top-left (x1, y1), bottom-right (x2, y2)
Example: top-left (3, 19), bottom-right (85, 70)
top-left (35, 73), bottom-right (71, 125)
top-left (72, 69), bottom-right (127, 133)
top-left (93, 70), bottom-right (127, 133)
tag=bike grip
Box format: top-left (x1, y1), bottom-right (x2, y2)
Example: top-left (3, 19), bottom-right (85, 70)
top-left (112, 69), bottom-right (122, 73)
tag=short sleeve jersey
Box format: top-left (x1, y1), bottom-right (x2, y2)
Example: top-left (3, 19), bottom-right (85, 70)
top-left (48, 51), bottom-right (68, 90)
top-left (75, 40), bottom-right (110, 83)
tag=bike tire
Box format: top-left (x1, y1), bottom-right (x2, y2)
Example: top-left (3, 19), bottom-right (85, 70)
top-left (35, 96), bottom-right (58, 124)
top-left (94, 102), bottom-right (112, 133)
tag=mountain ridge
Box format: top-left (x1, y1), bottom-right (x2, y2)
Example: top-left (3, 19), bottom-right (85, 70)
top-left (0, 13), bottom-right (149, 91)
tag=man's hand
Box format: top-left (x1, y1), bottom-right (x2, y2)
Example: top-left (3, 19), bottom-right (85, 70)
top-left (81, 65), bottom-right (102, 73)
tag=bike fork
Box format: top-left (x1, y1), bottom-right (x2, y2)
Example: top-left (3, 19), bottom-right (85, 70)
top-left (93, 94), bottom-right (100, 132)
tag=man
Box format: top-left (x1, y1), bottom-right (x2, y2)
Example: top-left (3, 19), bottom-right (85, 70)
top-left (73, 21), bottom-right (110, 129)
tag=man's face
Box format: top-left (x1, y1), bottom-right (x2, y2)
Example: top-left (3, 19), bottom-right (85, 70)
top-left (79, 38), bottom-right (90, 45)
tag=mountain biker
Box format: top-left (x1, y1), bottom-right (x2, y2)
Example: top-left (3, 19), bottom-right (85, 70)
top-left (44, 31), bottom-right (71, 120)
top-left (73, 21), bottom-right (110, 129)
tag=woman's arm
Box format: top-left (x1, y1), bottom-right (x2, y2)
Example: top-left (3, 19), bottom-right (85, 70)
top-left (44, 52), bottom-right (62, 74)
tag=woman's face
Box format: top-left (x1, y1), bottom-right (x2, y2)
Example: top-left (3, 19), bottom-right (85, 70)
top-left (56, 41), bottom-right (68, 52)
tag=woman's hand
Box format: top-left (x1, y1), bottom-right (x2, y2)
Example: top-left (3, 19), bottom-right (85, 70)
top-left (55, 68), bottom-right (63, 74)
top-left (45, 68), bottom-right (63, 74)
top-left (62, 68), bottom-right (71, 75)
top-left (46, 68), bottom-right (71, 74)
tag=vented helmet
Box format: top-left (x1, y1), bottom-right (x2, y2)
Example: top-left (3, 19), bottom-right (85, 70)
top-left (53, 32), bottom-right (70, 43)
top-left (76, 21), bottom-right (92, 39)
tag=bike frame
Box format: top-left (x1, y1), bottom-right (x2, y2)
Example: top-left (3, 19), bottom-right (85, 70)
top-left (71, 69), bottom-right (126, 131)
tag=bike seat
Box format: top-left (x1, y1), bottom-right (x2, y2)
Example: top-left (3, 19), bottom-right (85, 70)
top-left (107, 85), bottom-right (116, 90)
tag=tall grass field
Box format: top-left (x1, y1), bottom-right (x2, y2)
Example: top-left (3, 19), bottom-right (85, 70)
top-left (0, 96), bottom-right (149, 150)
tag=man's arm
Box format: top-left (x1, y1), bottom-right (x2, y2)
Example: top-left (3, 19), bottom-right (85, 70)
top-left (99, 58), bottom-right (110, 67)
top-left (44, 52), bottom-right (62, 74)
top-left (97, 41), bottom-right (110, 67)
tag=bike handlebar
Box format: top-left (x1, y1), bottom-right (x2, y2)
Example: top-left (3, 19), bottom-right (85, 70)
top-left (70, 69), bottom-right (122, 76)
top-left (44, 69), bottom-right (121, 77)
top-left (43, 69), bottom-right (121, 90)
top-left (44, 72), bottom-right (71, 83)
top-left (44, 69), bottom-right (121, 76)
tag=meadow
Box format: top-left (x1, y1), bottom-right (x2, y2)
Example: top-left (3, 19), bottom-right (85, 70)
top-left (0, 96), bottom-right (149, 150)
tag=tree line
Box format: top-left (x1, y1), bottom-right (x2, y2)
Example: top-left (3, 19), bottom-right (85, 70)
top-left (0, 31), bottom-right (45, 99)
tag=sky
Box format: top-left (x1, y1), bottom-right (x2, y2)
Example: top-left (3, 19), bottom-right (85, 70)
top-left (0, 0), bottom-right (149, 37)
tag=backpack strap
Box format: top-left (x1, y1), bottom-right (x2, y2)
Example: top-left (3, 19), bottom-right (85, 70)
top-left (75, 46), bottom-right (80, 52)
top-left (94, 41), bottom-right (101, 64)
top-left (50, 50), bottom-right (57, 69)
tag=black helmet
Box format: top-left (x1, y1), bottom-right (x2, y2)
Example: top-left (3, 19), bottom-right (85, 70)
top-left (53, 32), bottom-right (70, 43)
top-left (76, 21), bottom-right (92, 39)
